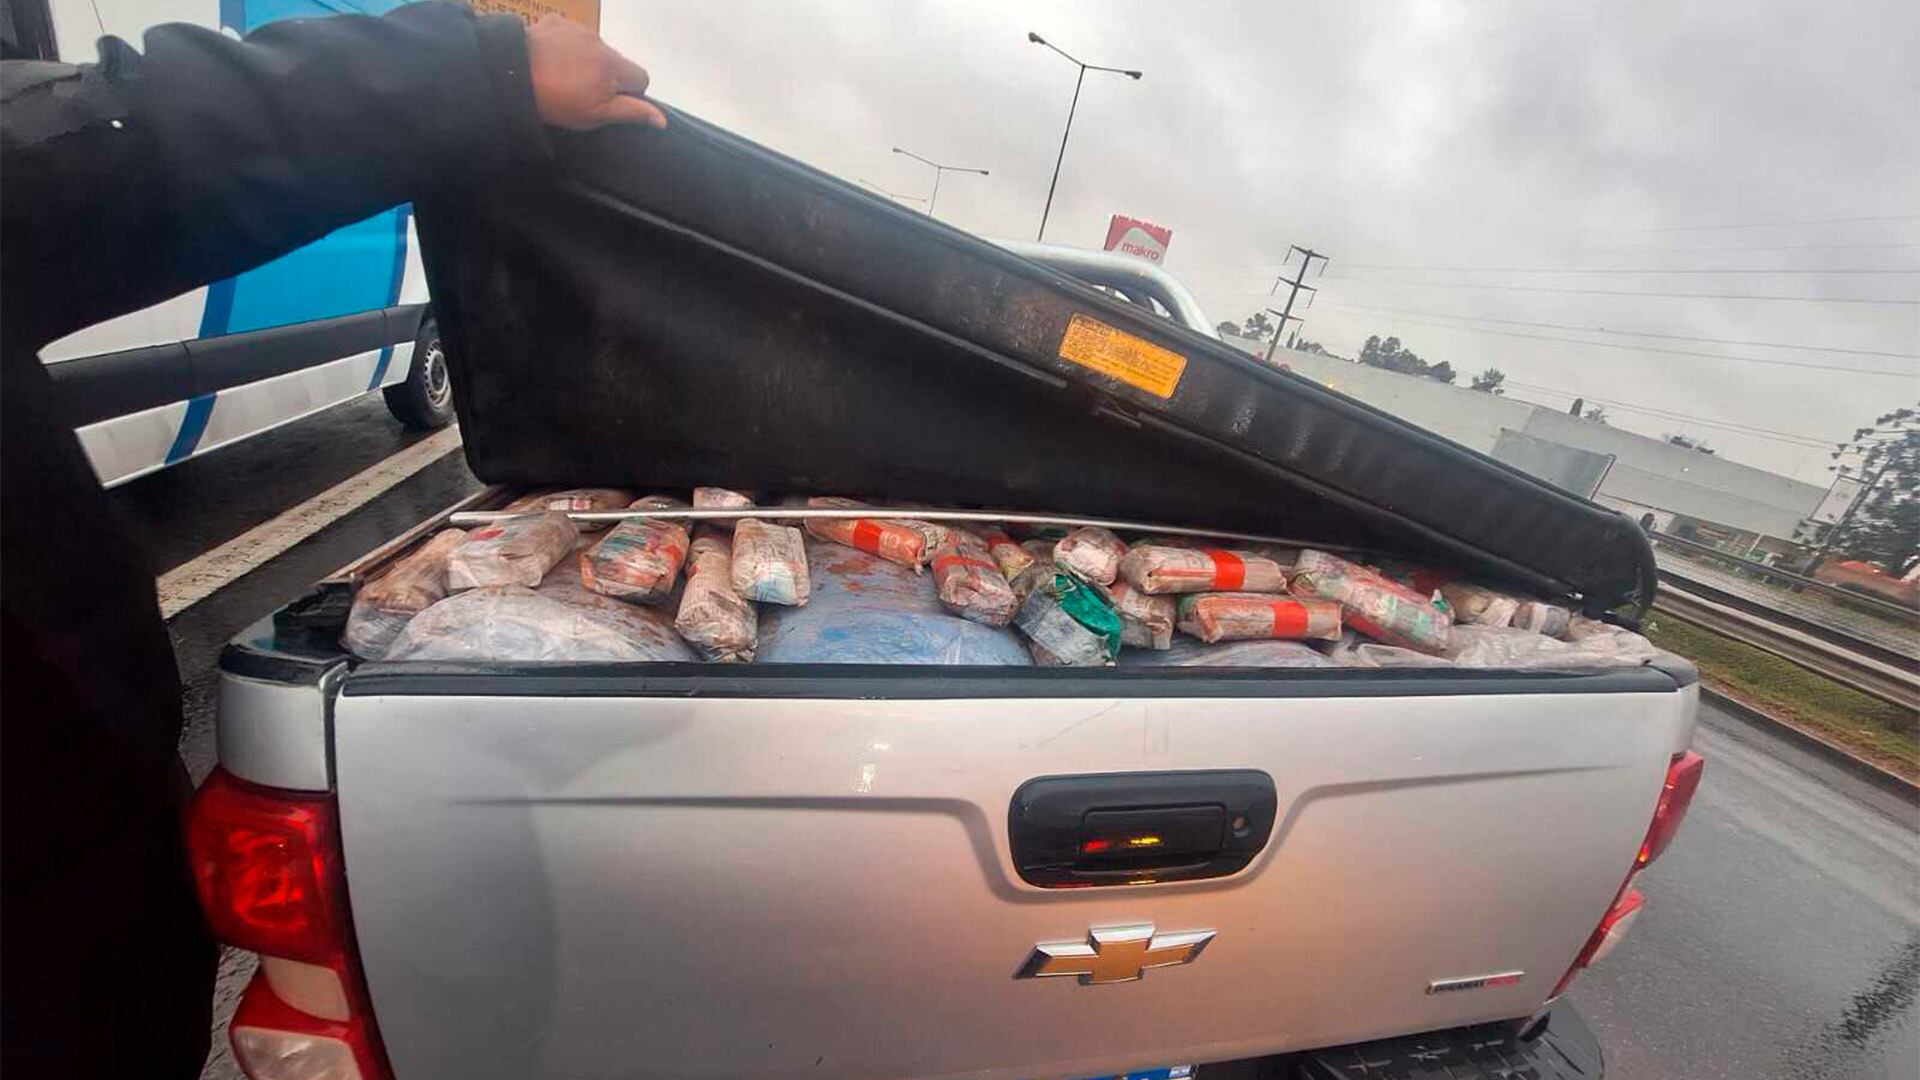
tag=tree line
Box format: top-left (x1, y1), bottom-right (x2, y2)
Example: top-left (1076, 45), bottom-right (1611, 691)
top-left (1218, 314), bottom-right (1507, 395)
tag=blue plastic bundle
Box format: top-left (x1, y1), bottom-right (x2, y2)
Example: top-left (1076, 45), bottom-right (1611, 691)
top-left (757, 541), bottom-right (1032, 665)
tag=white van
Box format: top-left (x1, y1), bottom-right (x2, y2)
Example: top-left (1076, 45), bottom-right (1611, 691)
top-left (23, 0), bottom-right (449, 488)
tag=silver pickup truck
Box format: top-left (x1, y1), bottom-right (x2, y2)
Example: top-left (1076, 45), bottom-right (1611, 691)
top-left (188, 112), bottom-right (1705, 1080)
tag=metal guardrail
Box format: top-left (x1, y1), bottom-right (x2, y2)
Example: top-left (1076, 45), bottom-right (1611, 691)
top-left (1656, 567), bottom-right (1917, 674)
top-left (1654, 583), bottom-right (1920, 713)
top-left (1648, 530), bottom-right (1918, 627)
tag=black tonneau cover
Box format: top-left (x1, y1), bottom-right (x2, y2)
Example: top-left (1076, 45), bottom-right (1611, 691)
top-left (414, 108), bottom-right (1656, 615)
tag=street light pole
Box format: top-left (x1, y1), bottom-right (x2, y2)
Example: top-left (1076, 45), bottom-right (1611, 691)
top-left (1029, 32), bottom-right (1142, 242)
top-left (890, 147), bottom-right (989, 219)
top-left (1038, 63), bottom-right (1086, 243)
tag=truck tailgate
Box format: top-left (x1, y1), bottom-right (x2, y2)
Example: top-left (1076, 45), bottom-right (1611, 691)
top-left (333, 668), bottom-right (1694, 1080)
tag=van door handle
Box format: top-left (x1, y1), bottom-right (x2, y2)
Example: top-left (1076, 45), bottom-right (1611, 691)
top-left (1009, 770), bottom-right (1277, 888)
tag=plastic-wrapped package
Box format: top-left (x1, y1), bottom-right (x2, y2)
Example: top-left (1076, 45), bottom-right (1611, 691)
top-left (1445, 625), bottom-right (1654, 668)
top-left (1096, 578), bottom-right (1176, 650)
top-left (1120, 544), bottom-right (1288, 595)
top-left (676, 532), bottom-right (757, 662)
top-left (980, 529), bottom-right (1036, 582)
top-left (1120, 638), bottom-right (1334, 668)
top-left (536, 548), bottom-right (586, 593)
top-left (692, 487), bottom-right (754, 509)
top-left (1326, 632), bottom-right (1455, 669)
top-left (504, 487), bottom-right (634, 530)
top-left (931, 529), bottom-right (1018, 626)
top-left (1009, 542), bottom-right (1058, 604)
top-left (757, 541), bottom-right (1029, 664)
top-left (1511, 601), bottom-right (1573, 639)
top-left (1053, 526), bottom-right (1127, 585)
top-left (385, 585), bottom-right (695, 663)
top-left (1026, 640), bottom-right (1075, 667)
top-left (1051, 572), bottom-right (1123, 658)
top-left (1014, 588), bottom-right (1112, 666)
top-left (731, 518), bottom-right (810, 606)
top-left (1176, 593), bottom-right (1342, 643)
top-left (447, 513), bottom-right (579, 590)
top-left (1438, 582), bottom-right (1520, 627)
top-left (343, 529), bottom-right (467, 659)
top-left (1290, 549), bottom-right (1452, 653)
top-left (1563, 618), bottom-right (1661, 665)
top-left (802, 497), bottom-right (945, 570)
top-left (580, 496), bottom-right (690, 604)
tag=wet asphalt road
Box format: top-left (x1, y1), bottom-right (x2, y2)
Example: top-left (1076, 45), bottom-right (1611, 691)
top-left (1574, 710), bottom-right (1919, 1079)
top-left (116, 395), bottom-right (1918, 1080)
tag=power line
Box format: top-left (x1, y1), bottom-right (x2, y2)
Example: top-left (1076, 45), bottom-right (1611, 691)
top-left (1322, 278), bottom-right (1920, 305)
top-left (1317, 306), bottom-right (1917, 378)
top-left (1507, 384), bottom-right (1830, 443)
top-left (1500, 381), bottom-right (1836, 448)
top-left (1578, 241), bottom-right (1920, 254)
top-left (1507, 396), bottom-right (1832, 450)
top-left (1208, 241), bottom-right (1920, 270)
top-left (1337, 264), bottom-right (1920, 275)
top-left (1305, 301), bottom-right (1920, 359)
top-left (1643, 213), bottom-right (1920, 232)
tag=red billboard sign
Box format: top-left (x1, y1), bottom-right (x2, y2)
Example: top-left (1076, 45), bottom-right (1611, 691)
top-left (1103, 215), bottom-right (1173, 263)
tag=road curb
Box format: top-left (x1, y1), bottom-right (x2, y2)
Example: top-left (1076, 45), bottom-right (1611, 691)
top-left (1700, 686), bottom-right (1919, 806)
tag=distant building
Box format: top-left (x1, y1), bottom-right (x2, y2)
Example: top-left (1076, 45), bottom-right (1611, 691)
top-left (1224, 335), bottom-right (1826, 560)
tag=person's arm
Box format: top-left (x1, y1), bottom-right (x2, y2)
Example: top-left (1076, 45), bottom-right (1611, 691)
top-left (0, 2), bottom-right (660, 350)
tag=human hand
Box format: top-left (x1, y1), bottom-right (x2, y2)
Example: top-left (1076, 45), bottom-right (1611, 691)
top-left (525, 14), bottom-right (667, 130)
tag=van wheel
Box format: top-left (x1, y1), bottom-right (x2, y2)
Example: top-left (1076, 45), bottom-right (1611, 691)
top-left (383, 318), bottom-right (455, 430)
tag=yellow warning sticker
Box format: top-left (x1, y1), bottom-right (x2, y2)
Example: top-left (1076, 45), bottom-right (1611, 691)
top-left (1057, 314), bottom-right (1187, 399)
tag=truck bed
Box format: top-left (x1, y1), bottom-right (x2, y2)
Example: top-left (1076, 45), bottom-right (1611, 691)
top-left (204, 105), bottom-right (1699, 1079)
top-left (221, 515), bottom-right (1695, 1079)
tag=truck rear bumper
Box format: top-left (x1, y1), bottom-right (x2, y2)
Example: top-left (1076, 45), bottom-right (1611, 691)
top-left (1184, 1001), bottom-right (1601, 1079)
top-left (1290, 1000), bottom-right (1601, 1079)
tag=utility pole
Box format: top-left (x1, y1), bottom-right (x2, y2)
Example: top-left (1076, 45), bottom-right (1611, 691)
top-left (1263, 245), bottom-right (1329, 365)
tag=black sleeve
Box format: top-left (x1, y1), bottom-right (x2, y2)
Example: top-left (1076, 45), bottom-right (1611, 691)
top-left (0, 0), bottom-right (549, 350)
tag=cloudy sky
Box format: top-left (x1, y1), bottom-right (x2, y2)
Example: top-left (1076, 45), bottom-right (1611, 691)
top-left (604, 0), bottom-right (1919, 484)
top-left (72, 0), bottom-right (1920, 485)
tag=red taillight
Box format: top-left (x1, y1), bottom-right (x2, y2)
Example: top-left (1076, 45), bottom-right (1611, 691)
top-left (232, 969), bottom-right (384, 1080)
top-left (1551, 749), bottom-right (1705, 1000)
top-left (1551, 886), bottom-right (1645, 998)
top-left (187, 768), bottom-right (392, 1080)
top-left (187, 770), bottom-right (340, 963)
top-left (1638, 751), bottom-right (1704, 868)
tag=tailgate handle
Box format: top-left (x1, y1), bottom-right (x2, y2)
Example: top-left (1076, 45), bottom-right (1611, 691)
top-left (1009, 770), bottom-right (1277, 888)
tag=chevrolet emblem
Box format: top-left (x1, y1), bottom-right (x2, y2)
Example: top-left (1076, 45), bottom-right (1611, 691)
top-left (1017, 923), bottom-right (1216, 985)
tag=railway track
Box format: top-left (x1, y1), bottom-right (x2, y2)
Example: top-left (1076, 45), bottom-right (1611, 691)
top-left (1653, 580), bottom-right (1920, 714)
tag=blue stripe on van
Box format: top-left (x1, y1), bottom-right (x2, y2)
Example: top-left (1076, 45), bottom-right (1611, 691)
top-left (385, 204), bottom-right (411, 307)
top-left (199, 277), bottom-right (238, 338)
top-left (365, 204), bottom-right (414, 391)
top-left (165, 393), bottom-right (217, 464)
top-left (366, 344), bottom-right (397, 392)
